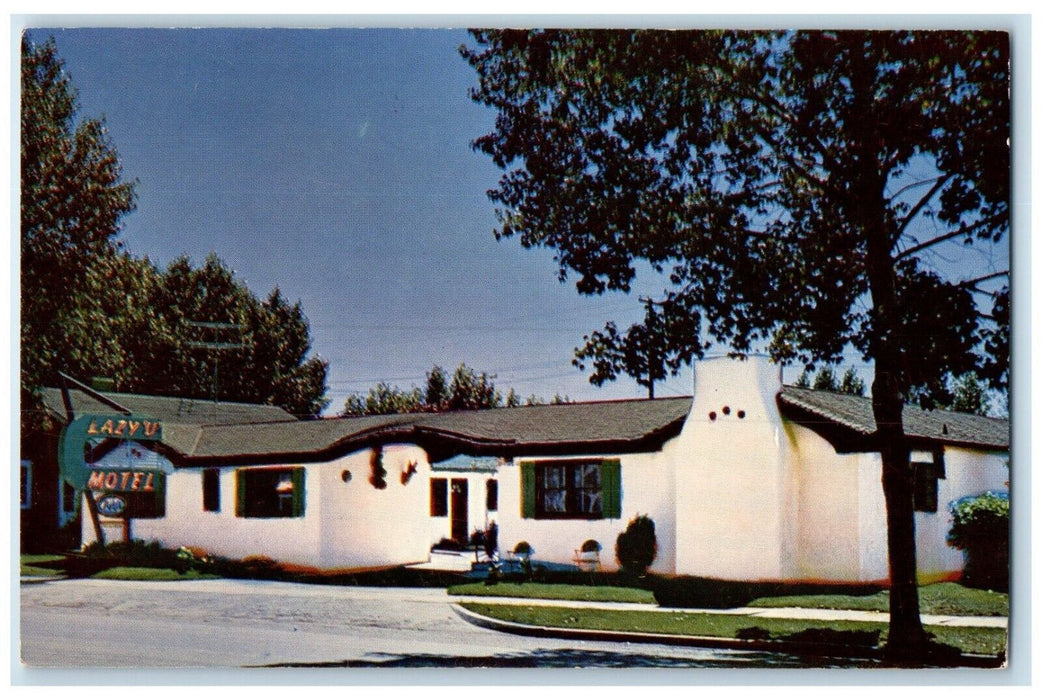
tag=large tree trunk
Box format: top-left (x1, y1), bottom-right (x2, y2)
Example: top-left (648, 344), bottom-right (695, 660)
top-left (872, 367), bottom-right (928, 658)
top-left (864, 215), bottom-right (929, 661)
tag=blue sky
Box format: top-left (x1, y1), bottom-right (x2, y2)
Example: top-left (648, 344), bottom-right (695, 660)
top-left (26, 27), bottom-right (694, 413)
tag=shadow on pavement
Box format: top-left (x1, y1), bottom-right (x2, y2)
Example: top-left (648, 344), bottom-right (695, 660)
top-left (261, 647), bottom-right (881, 668)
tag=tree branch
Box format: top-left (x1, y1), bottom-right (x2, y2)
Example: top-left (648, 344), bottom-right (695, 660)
top-left (892, 174), bottom-right (951, 242)
top-left (959, 270), bottom-right (1008, 288)
top-left (894, 216), bottom-right (1000, 261)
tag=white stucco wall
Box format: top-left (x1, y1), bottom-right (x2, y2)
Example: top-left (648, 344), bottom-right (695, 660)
top-left (87, 465), bottom-right (323, 566)
top-left (316, 444), bottom-right (431, 570)
top-left (673, 356), bottom-right (790, 580)
top-left (85, 444), bottom-right (435, 572)
top-left (781, 422), bottom-right (863, 582)
top-left (496, 448), bottom-right (676, 573)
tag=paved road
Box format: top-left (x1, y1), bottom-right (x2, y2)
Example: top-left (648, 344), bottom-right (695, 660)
top-left (19, 579), bottom-right (846, 669)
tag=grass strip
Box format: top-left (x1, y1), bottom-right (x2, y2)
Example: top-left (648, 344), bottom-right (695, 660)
top-left (449, 582), bottom-right (655, 604)
top-left (749, 582), bottom-right (1008, 617)
top-left (91, 567), bottom-right (219, 581)
top-left (460, 603), bottom-right (1006, 657)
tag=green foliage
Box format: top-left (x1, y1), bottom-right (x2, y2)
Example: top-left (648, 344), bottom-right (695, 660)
top-left (947, 372), bottom-right (992, 416)
top-left (91, 566), bottom-right (217, 581)
top-left (615, 514), bottom-right (657, 576)
top-left (463, 30), bottom-right (1008, 401)
top-left (839, 367), bottom-right (866, 396)
top-left (425, 365), bottom-right (450, 408)
top-left (812, 367), bottom-right (838, 392)
top-left (948, 492), bottom-right (1009, 591)
top-left (21, 36), bottom-right (137, 423)
top-left (342, 362), bottom-right (532, 416)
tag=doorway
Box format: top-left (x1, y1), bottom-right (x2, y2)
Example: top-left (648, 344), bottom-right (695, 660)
top-left (450, 479), bottom-right (468, 543)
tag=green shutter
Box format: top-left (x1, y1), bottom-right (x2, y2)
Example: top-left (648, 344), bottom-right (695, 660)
top-left (235, 470), bottom-right (245, 517)
top-left (292, 467), bottom-right (306, 517)
top-left (601, 459), bottom-right (621, 519)
top-left (154, 473), bottom-right (166, 518)
top-left (520, 461), bottom-right (535, 519)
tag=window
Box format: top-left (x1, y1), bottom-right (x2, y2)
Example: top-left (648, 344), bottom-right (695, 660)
top-left (486, 479), bottom-right (498, 512)
top-left (913, 452), bottom-right (946, 513)
top-left (520, 459), bottom-right (621, 520)
top-left (430, 477), bottom-right (448, 517)
top-left (121, 485), bottom-right (167, 519)
top-left (20, 460), bottom-right (31, 510)
top-left (203, 469), bottom-right (220, 512)
top-left (236, 468), bottom-right (305, 518)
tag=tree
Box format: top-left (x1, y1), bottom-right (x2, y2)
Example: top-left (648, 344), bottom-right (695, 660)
top-left (464, 29), bottom-right (1009, 658)
top-left (948, 372), bottom-right (991, 416)
top-left (343, 382), bottom-right (424, 417)
top-left (811, 366), bottom-right (839, 392)
top-left (21, 35), bottom-right (137, 423)
top-left (116, 253), bottom-right (330, 418)
top-left (342, 362), bottom-right (527, 416)
top-left (425, 365), bottom-right (450, 409)
top-left (839, 367), bottom-right (867, 397)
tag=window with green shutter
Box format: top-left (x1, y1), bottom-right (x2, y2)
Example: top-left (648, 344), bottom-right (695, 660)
top-left (521, 459), bottom-right (622, 520)
top-left (236, 467), bottom-right (306, 518)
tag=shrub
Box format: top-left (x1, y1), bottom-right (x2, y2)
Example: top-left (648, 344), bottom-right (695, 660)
top-left (615, 514), bottom-right (657, 576)
top-left (948, 491), bottom-right (1009, 592)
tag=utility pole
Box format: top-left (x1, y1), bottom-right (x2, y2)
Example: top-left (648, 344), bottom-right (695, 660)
top-left (186, 321), bottom-right (246, 424)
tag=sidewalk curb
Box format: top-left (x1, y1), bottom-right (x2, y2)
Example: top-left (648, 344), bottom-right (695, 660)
top-left (450, 604), bottom-right (1005, 669)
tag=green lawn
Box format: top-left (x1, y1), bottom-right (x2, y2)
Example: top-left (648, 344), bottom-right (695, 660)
top-left (450, 580), bottom-right (1006, 618)
top-left (448, 582), bottom-right (655, 604)
top-left (749, 582), bottom-right (1008, 617)
top-left (91, 567), bottom-right (218, 581)
top-left (460, 602), bottom-right (1007, 657)
top-left (20, 554), bottom-right (68, 577)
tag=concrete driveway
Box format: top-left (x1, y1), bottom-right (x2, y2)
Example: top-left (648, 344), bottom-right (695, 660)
top-left (18, 578), bottom-right (825, 670)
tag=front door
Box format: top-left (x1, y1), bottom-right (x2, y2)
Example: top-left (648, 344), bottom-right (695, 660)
top-left (450, 479), bottom-right (468, 543)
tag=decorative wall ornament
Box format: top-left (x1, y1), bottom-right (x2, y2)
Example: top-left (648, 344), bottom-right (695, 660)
top-left (369, 446), bottom-right (387, 489)
top-left (400, 460), bottom-right (419, 485)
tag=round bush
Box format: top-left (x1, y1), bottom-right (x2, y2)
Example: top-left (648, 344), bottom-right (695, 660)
top-left (948, 491), bottom-right (1009, 591)
top-left (615, 514), bottom-right (657, 576)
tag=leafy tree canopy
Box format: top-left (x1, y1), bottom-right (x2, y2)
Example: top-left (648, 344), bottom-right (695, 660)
top-left (463, 28), bottom-right (1009, 656)
top-left (463, 29), bottom-right (1008, 400)
top-left (342, 363), bottom-right (556, 416)
top-left (21, 35), bottom-right (136, 409)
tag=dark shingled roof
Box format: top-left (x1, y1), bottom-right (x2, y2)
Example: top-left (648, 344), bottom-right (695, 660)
top-left (44, 384), bottom-right (1008, 465)
top-left (172, 396), bottom-right (694, 465)
top-left (778, 386), bottom-right (1009, 451)
top-left (41, 387), bottom-right (299, 427)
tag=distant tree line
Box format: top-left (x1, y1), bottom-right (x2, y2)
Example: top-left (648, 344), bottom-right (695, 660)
top-left (21, 36), bottom-right (329, 422)
top-left (794, 366), bottom-right (995, 416)
top-left (342, 363), bottom-right (570, 416)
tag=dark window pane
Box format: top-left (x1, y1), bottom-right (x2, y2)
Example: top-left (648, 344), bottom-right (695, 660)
top-left (486, 479), bottom-right (498, 511)
top-left (430, 478), bottom-right (448, 517)
top-left (203, 469), bottom-right (220, 512)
